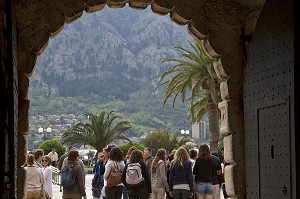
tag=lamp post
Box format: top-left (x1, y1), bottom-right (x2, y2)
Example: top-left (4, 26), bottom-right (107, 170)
top-left (38, 127), bottom-right (44, 141)
top-left (181, 129), bottom-right (190, 139)
top-left (181, 129), bottom-right (191, 148)
top-left (46, 127), bottom-right (52, 141)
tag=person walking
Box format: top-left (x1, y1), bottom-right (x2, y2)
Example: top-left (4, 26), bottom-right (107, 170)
top-left (123, 146), bottom-right (137, 199)
top-left (151, 148), bottom-right (170, 199)
top-left (166, 151), bottom-right (175, 199)
top-left (220, 147), bottom-right (228, 199)
top-left (92, 151), bottom-right (105, 199)
top-left (62, 147), bottom-right (86, 185)
top-left (24, 154), bottom-right (45, 199)
top-left (211, 152), bottom-right (222, 199)
top-left (57, 146), bottom-right (73, 171)
top-left (168, 147), bottom-right (194, 199)
top-left (189, 149), bottom-right (198, 199)
top-left (189, 150), bottom-right (197, 172)
top-left (121, 149), bottom-right (151, 199)
top-left (42, 155), bottom-right (53, 199)
top-left (34, 149), bottom-right (44, 168)
top-left (100, 146), bottom-right (112, 199)
top-left (62, 150), bottom-right (87, 199)
top-left (193, 144), bottom-right (215, 199)
top-left (48, 148), bottom-right (58, 167)
top-left (104, 147), bottom-right (125, 199)
top-left (143, 148), bottom-right (154, 176)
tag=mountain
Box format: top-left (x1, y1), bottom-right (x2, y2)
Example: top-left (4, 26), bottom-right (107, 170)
top-left (29, 5), bottom-right (196, 134)
top-left (32, 6), bottom-right (193, 99)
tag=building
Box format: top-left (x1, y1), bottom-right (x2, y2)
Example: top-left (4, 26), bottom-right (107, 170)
top-left (191, 121), bottom-right (208, 139)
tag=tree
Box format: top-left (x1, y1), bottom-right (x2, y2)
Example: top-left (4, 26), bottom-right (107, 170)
top-left (158, 40), bottom-right (221, 153)
top-left (142, 130), bottom-right (188, 154)
top-left (119, 142), bottom-right (145, 156)
top-left (61, 111), bottom-right (132, 153)
top-left (39, 140), bottom-right (66, 159)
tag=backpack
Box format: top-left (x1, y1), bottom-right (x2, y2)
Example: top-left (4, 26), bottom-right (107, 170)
top-left (107, 161), bottom-right (122, 187)
top-left (125, 163), bottom-right (144, 187)
top-left (61, 164), bottom-right (76, 189)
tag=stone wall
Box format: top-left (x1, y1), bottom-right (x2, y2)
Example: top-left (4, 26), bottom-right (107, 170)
top-left (9, 0), bottom-right (266, 198)
top-left (0, 0), bottom-right (8, 196)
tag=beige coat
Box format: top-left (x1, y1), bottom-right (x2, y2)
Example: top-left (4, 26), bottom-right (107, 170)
top-left (151, 160), bottom-right (170, 191)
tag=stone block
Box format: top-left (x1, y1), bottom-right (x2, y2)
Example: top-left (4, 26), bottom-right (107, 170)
top-left (223, 133), bottom-right (245, 165)
top-left (213, 58), bottom-right (229, 81)
top-left (17, 167), bottom-right (26, 199)
top-left (220, 79), bottom-right (231, 100)
top-left (17, 135), bottom-right (28, 167)
top-left (18, 99), bottom-right (30, 135)
top-left (17, 45), bottom-right (37, 77)
top-left (225, 164), bottom-right (246, 199)
top-left (223, 134), bottom-right (233, 163)
top-left (18, 75), bottom-right (29, 99)
top-left (218, 99), bottom-right (244, 135)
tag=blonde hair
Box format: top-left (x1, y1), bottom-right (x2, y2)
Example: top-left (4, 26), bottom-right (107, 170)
top-left (126, 146), bottom-right (137, 159)
top-left (171, 147), bottom-right (190, 167)
top-left (151, 148), bottom-right (166, 173)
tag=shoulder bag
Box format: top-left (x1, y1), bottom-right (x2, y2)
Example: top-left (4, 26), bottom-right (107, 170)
top-left (107, 161), bottom-right (122, 187)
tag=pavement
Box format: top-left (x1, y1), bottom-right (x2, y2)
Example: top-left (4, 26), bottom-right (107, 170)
top-left (52, 174), bottom-right (225, 199)
top-left (52, 174), bottom-right (94, 199)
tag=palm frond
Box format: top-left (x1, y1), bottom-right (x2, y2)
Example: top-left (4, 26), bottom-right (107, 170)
top-left (61, 111), bottom-right (132, 151)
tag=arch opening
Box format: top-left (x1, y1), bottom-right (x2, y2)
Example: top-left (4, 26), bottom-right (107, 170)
top-left (13, 1), bottom-right (249, 198)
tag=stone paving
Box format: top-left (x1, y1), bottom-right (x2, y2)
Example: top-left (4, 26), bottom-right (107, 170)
top-left (52, 174), bottom-right (225, 199)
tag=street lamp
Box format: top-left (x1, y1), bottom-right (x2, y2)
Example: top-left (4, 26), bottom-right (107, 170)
top-left (44, 127), bottom-right (52, 141)
top-left (46, 127), bottom-right (52, 133)
top-left (181, 129), bottom-right (191, 148)
top-left (181, 129), bottom-right (190, 137)
top-left (38, 127), bottom-right (44, 134)
top-left (38, 127), bottom-right (44, 141)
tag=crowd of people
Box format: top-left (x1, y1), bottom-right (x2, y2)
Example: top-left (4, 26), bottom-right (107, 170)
top-left (23, 144), bottom-right (228, 199)
top-left (90, 144), bottom-right (228, 199)
top-left (24, 146), bottom-right (87, 199)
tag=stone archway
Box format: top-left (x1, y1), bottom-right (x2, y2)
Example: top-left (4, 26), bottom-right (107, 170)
top-left (13, 0), bottom-right (265, 198)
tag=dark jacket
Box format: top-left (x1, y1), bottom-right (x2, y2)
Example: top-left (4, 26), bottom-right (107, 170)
top-left (169, 160), bottom-right (193, 192)
top-left (57, 153), bottom-right (68, 170)
top-left (121, 161), bottom-right (152, 194)
top-left (145, 156), bottom-right (154, 175)
top-left (211, 155), bottom-right (222, 185)
top-left (193, 157), bottom-right (215, 183)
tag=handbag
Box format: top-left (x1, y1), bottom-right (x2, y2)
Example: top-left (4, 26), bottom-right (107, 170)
top-left (107, 161), bottom-right (122, 187)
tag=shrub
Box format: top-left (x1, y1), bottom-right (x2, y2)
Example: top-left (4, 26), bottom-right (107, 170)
top-left (119, 142), bottom-right (145, 156)
top-left (142, 130), bottom-right (187, 154)
top-left (39, 140), bottom-right (66, 159)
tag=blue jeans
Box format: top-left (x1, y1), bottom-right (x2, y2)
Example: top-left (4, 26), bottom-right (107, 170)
top-left (173, 189), bottom-right (190, 199)
top-left (123, 186), bottom-right (128, 199)
top-left (194, 182), bottom-right (213, 195)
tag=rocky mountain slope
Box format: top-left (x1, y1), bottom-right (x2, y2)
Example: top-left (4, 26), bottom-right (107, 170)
top-left (31, 5), bottom-right (193, 100)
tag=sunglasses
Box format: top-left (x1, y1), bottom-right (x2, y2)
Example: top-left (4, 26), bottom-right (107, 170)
top-left (42, 159), bottom-right (48, 162)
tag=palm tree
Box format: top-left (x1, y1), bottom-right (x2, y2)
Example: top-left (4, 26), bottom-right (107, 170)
top-left (61, 111), bottom-right (132, 153)
top-left (158, 40), bottom-right (221, 153)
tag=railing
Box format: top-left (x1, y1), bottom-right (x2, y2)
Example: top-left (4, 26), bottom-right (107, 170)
top-left (51, 166), bottom-right (60, 186)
